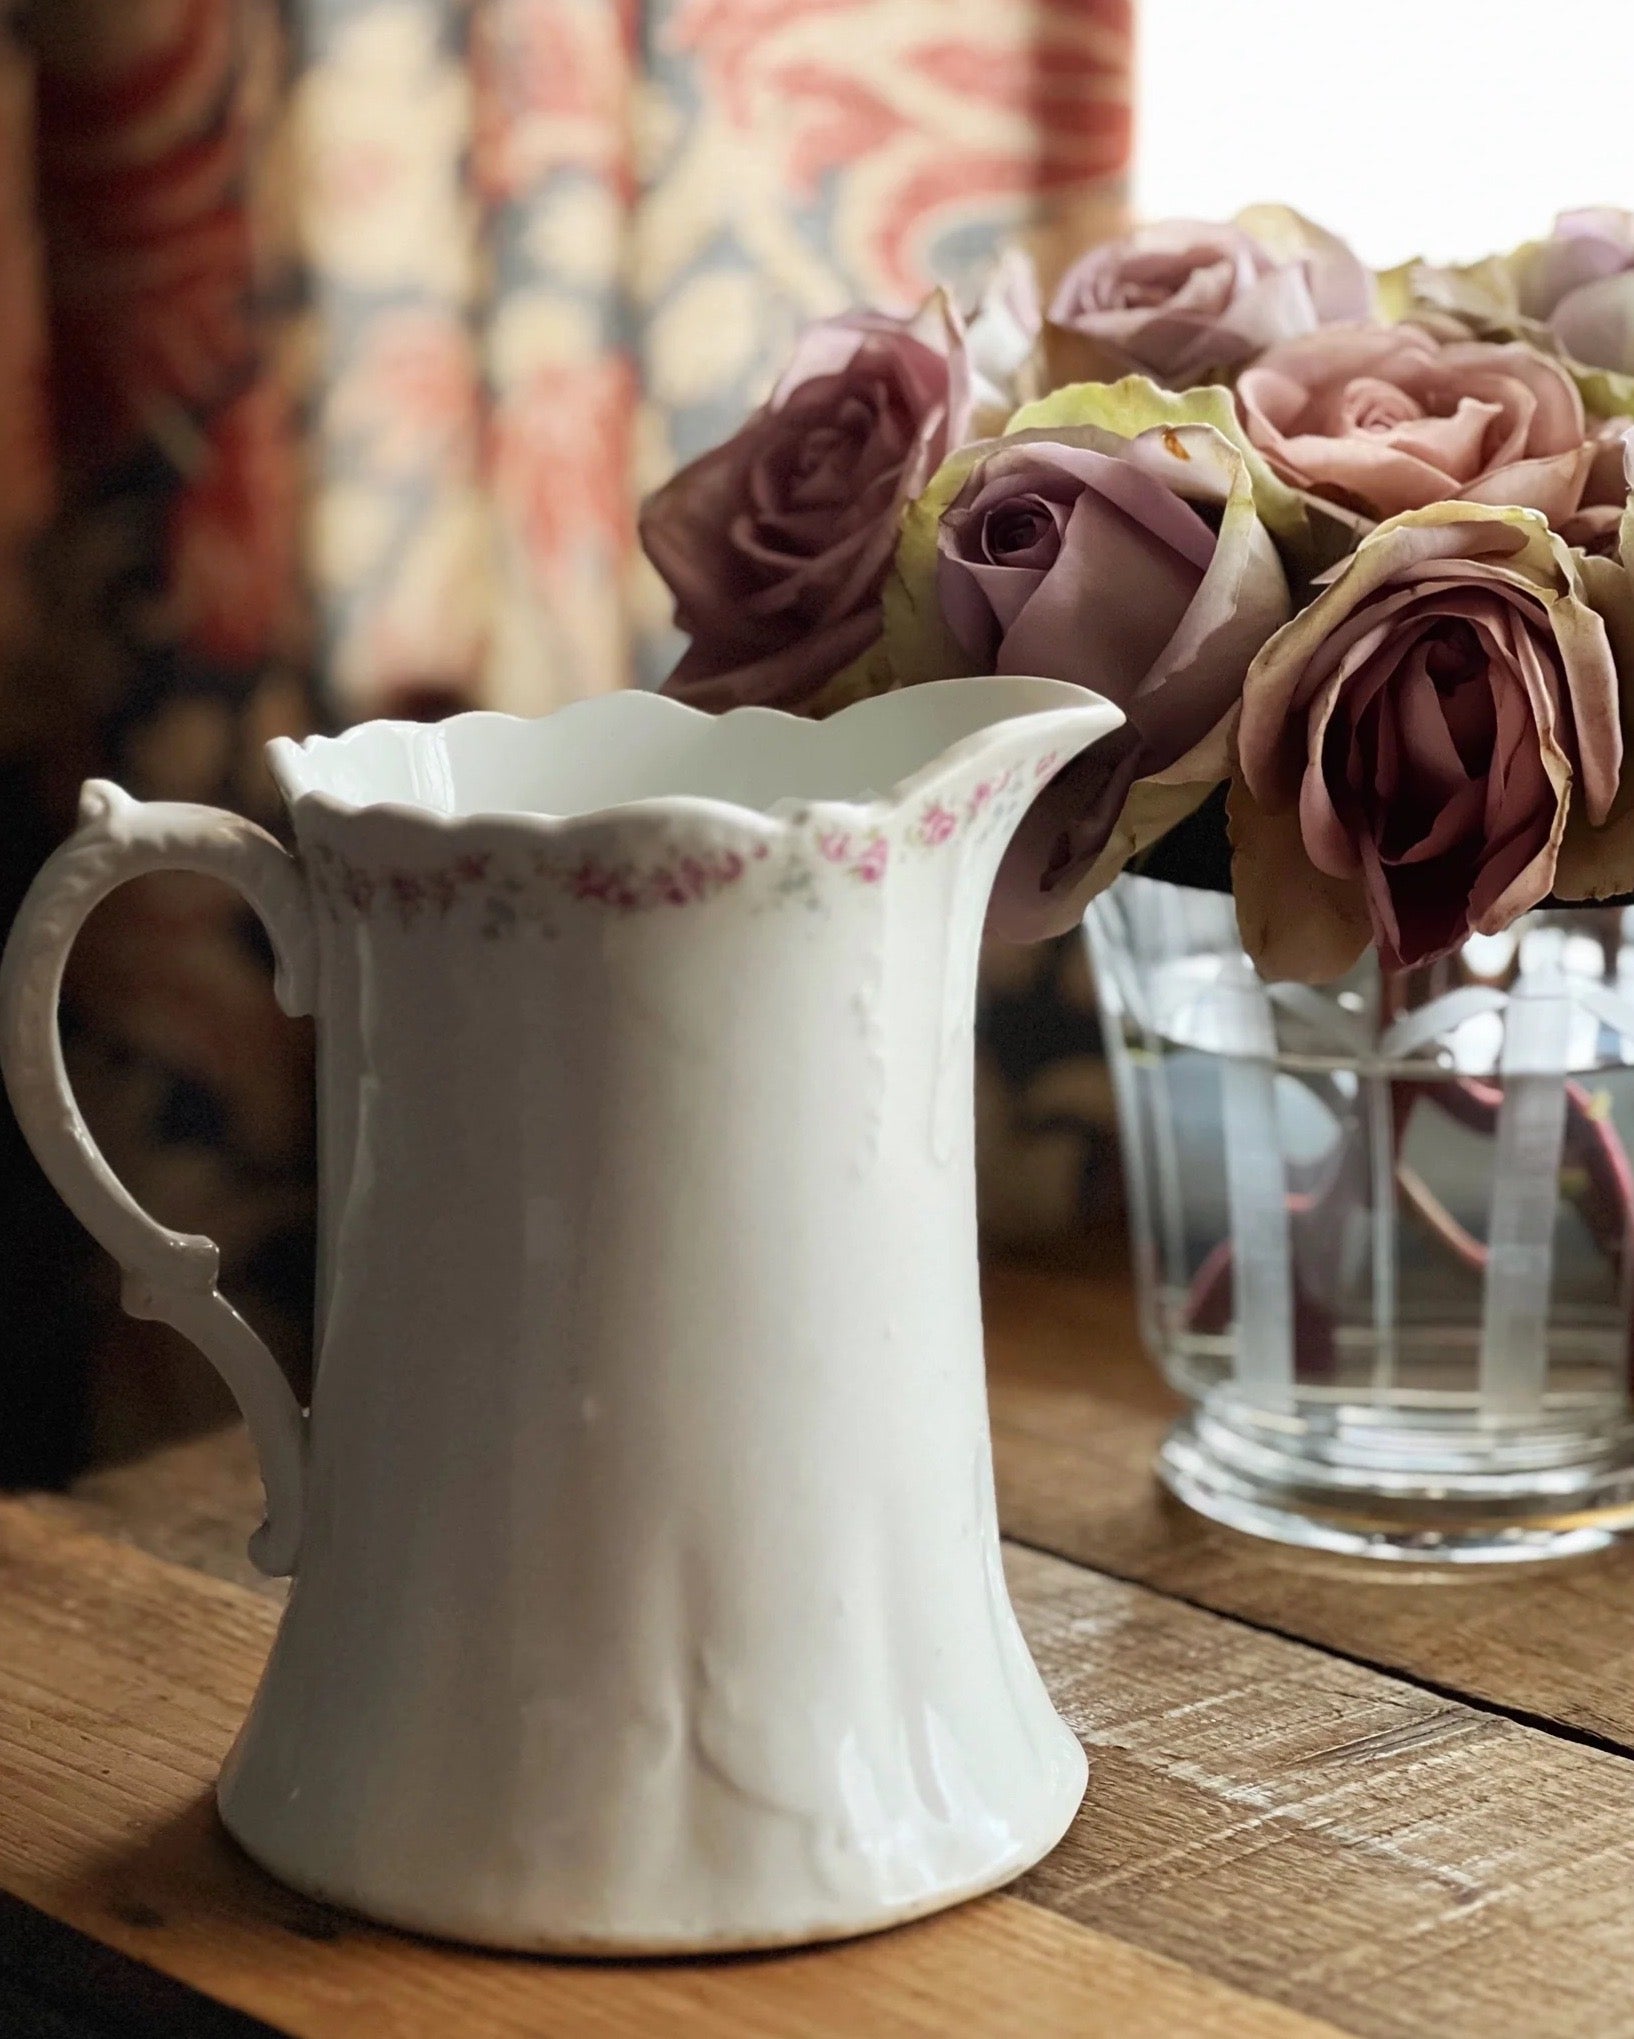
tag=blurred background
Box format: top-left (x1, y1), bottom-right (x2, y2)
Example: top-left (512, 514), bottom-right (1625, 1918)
top-left (2, 0), bottom-right (1629, 1484)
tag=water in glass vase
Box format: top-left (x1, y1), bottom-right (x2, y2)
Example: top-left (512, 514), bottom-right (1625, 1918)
top-left (1087, 875), bottom-right (1634, 1562)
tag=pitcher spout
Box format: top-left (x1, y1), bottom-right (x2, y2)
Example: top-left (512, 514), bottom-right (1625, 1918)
top-left (829, 675), bottom-right (1121, 810)
top-left (823, 676), bottom-right (1124, 918)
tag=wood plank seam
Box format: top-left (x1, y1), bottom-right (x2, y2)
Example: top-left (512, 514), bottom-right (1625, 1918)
top-left (1001, 1526), bottom-right (1634, 1767)
top-left (997, 1541), bottom-right (1634, 2037)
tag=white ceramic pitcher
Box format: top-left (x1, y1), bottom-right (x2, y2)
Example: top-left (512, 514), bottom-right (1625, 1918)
top-left (0, 677), bottom-right (1120, 1953)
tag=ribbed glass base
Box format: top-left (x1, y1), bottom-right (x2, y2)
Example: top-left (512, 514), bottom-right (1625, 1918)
top-left (1159, 1406), bottom-right (1634, 1563)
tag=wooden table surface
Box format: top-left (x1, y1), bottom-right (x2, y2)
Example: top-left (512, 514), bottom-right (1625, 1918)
top-left (5, 1257), bottom-right (1634, 2038)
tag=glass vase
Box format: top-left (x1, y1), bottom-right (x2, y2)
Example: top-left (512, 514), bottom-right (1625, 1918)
top-left (1085, 873), bottom-right (1634, 1562)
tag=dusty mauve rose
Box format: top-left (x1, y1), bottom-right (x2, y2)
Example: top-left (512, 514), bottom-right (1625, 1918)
top-left (1385, 212), bottom-right (1634, 408)
top-left (641, 298), bottom-right (969, 710)
top-left (912, 415), bottom-right (1289, 938)
top-left (1236, 325), bottom-right (1595, 535)
top-left (1514, 210), bottom-right (1634, 376)
top-left (1234, 505), bottom-right (1623, 979)
top-left (1047, 213), bottom-right (1371, 387)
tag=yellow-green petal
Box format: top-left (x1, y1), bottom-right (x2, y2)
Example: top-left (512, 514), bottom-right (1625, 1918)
top-left (1004, 373), bottom-right (1346, 574)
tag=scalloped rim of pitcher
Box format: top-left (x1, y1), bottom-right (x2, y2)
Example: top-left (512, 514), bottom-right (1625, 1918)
top-left (265, 680), bottom-right (1120, 839)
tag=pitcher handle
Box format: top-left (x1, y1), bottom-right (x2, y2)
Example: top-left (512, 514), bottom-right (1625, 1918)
top-left (0, 781), bottom-right (317, 1575)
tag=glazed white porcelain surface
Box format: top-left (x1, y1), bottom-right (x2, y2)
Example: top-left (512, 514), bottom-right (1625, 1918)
top-left (0, 678), bottom-right (1119, 1953)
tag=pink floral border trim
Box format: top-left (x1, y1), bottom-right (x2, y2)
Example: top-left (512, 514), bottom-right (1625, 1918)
top-left (806, 756), bottom-right (1053, 886)
top-left (561, 843), bottom-right (766, 910)
top-left (306, 753), bottom-right (1055, 933)
top-left (815, 827), bottom-right (890, 884)
top-left (309, 838), bottom-right (770, 930)
top-left (311, 846), bottom-right (497, 922)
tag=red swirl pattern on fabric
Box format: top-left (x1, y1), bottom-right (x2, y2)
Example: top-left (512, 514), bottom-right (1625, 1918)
top-left (34, 0), bottom-right (258, 474)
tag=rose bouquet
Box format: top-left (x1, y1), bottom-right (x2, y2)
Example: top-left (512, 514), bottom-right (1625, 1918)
top-left (638, 206), bottom-right (1634, 983)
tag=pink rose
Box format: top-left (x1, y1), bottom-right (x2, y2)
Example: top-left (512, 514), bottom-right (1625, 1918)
top-left (641, 299), bottom-right (969, 710)
top-left (1235, 506), bottom-right (1623, 978)
top-left (1515, 209), bottom-right (1634, 377)
top-left (1236, 324), bottom-right (1594, 533)
top-left (1047, 215), bottom-right (1371, 387)
top-left (916, 419), bottom-right (1289, 938)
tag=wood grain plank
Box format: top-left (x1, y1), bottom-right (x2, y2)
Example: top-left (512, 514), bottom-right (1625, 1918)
top-left (9, 1498), bottom-right (1634, 2037)
top-left (0, 1502), bottom-right (1344, 2039)
top-left (1013, 1542), bottom-right (1634, 2039)
top-left (39, 1424), bottom-right (281, 1599)
top-left (985, 1261), bottom-right (1634, 1749)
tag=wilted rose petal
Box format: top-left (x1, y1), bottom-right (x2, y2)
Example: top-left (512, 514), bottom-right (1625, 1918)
top-left (962, 247), bottom-right (1044, 437)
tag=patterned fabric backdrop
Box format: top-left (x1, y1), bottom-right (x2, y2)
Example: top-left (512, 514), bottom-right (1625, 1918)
top-left (0, 0), bottom-right (1131, 1483)
top-left (0, 0), bottom-right (318, 1481)
top-left (300, 0), bottom-right (1132, 711)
